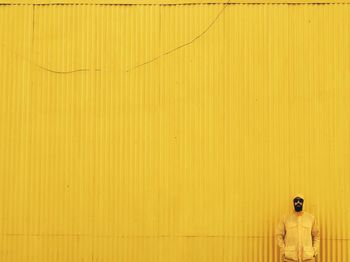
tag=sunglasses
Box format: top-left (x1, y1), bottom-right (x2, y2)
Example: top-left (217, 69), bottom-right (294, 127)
top-left (294, 199), bottom-right (304, 204)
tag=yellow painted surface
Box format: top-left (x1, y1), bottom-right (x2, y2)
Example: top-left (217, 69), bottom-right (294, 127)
top-left (2, 1), bottom-right (350, 4)
top-left (0, 2), bottom-right (350, 262)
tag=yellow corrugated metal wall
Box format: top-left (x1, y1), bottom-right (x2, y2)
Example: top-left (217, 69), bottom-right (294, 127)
top-left (0, 1), bottom-right (349, 261)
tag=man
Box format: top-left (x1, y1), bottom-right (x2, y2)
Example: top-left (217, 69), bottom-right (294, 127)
top-left (275, 193), bottom-right (320, 262)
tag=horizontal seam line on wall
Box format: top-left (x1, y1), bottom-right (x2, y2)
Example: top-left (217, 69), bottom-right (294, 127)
top-left (2, 234), bottom-right (350, 241)
top-left (1, 2), bottom-right (350, 6)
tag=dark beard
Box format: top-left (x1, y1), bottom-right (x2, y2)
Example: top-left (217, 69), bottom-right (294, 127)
top-left (294, 205), bottom-right (303, 212)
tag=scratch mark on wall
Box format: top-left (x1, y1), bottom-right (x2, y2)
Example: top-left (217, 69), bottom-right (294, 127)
top-left (0, 41), bottom-right (101, 74)
top-left (125, 0), bottom-right (231, 73)
top-left (34, 63), bottom-right (101, 74)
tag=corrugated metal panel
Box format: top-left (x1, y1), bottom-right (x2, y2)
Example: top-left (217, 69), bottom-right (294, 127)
top-left (0, 2), bottom-right (349, 262)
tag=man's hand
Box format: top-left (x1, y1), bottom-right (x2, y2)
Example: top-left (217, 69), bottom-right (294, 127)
top-left (312, 217), bottom-right (320, 256)
top-left (275, 215), bottom-right (286, 258)
top-left (279, 246), bottom-right (285, 260)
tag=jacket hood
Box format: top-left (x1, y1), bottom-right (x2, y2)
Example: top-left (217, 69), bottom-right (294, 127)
top-left (292, 193), bottom-right (304, 201)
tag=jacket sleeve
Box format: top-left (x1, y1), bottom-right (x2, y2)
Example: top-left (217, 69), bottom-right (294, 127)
top-left (312, 217), bottom-right (320, 256)
top-left (275, 216), bottom-right (286, 257)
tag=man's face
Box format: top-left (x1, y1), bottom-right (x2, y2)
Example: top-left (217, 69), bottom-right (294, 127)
top-left (293, 197), bottom-right (304, 212)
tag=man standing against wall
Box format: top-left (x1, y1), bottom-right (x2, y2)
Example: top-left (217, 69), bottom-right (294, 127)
top-left (275, 193), bottom-right (320, 262)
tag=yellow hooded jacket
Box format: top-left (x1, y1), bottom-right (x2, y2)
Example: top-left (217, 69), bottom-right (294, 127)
top-left (275, 195), bottom-right (320, 261)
